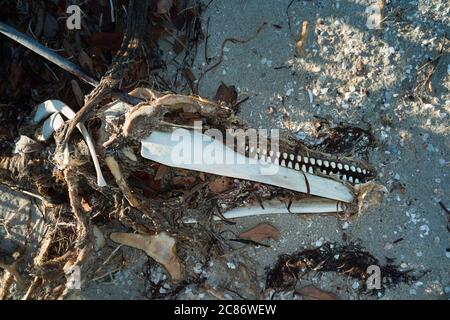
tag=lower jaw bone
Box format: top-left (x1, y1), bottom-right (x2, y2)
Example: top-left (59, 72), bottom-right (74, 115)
top-left (183, 198), bottom-right (345, 224)
top-left (140, 130), bottom-right (354, 203)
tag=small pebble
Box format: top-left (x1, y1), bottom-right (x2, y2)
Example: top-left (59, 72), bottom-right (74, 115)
top-left (315, 238), bottom-right (324, 247)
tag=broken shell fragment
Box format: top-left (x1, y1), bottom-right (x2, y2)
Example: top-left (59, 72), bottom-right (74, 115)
top-left (295, 21), bottom-right (309, 56)
top-left (110, 232), bottom-right (183, 282)
top-left (93, 226), bottom-right (106, 251)
top-left (13, 135), bottom-right (42, 154)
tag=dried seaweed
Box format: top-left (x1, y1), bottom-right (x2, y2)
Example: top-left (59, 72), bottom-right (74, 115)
top-left (266, 242), bottom-right (424, 293)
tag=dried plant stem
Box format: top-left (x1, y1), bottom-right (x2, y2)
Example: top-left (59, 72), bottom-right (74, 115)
top-left (105, 156), bottom-right (140, 208)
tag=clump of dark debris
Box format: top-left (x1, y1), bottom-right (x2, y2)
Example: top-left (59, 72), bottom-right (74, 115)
top-left (266, 242), bottom-right (427, 294)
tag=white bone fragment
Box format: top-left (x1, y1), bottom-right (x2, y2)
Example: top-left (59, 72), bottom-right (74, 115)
top-left (41, 113), bottom-right (65, 141)
top-left (183, 198), bottom-right (344, 223)
top-left (33, 100), bottom-right (106, 187)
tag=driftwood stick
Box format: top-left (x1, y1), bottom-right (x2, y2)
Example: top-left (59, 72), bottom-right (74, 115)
top-left (0, 21), bottom-right (98, 87)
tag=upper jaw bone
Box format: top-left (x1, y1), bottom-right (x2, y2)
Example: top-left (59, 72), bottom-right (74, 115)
top-left (140, 130), bottom-right (355, 203)
top-left (33, 100), bottom-right (107, 187)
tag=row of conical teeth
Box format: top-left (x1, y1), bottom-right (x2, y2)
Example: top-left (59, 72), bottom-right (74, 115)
top-left (245, 146), bottom-right (369, 184)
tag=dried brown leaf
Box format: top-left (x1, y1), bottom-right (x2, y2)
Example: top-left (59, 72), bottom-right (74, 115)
top-left (214, 83), bottom-right (238, 105)
top-left (209, 177), bottom-right (234, 193)
top-left (155, 165), bottom-right (170, 181)
top-left (71, 80), bottom-right (84, 107)
top-left (172, 176), bottom-right (196, 187)
top-left (78, 50), bottom-right (94, 75)
top-left (295, 285), bottom-right (338, 300)
top-left (239, 223), bottom-right (279, 242)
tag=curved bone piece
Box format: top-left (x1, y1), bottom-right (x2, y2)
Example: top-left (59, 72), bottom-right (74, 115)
top-left (141, 130), bottom-right (354, 203)
top-left (33, 100), bottom-right (106, 187)
top-left (33, 100), bottom-right (76, 124)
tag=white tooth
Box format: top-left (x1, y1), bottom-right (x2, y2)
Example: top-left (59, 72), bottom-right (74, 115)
top-left (317, 159), bottom-right (322, 166)
top-left (304, 157), bottom-right (309, 163)
top-left (302, 164), bottom-right (307, 172)
top-left (331, 162), bottom-right (336, 168)
top-left (342, 174), bottom-right (347, 180)
top-left (363, 169), bottom-right (367, 174)
top-left (355, 178), bottom-right (360, 184)
top-left (348, 176), bottom-right (353, 183)
top-left (276, 152), bottom-right (281, 158)
top-left (250, 147), bottom-right (255, 153)
top-left (310, 158), bottom-right (316, 165)
top-left (308, 166), bottom-right (314, 174)
top-left (344, 164), bottom-right (349, 171)
top-left (290, 154), bottom-right (295, 161)
top-left (267, 157), bottom-right (272, 164)
top-left (337, 163), bottom-right (343, 170)
top-left (254, 153), bottom-right (259, 159)
top-left (297, 155), bottom-right (302, 162)
top-left (281, 159), bottom-right (286, 167)
top-left (323, 169), bottom-right (328, 174)
top-left (288, 161), bottom-right (293, 168)
top-left (283, 152), bottom-right (288, 159)
top-left (245, 145), bottom-right (249, 151)
top-left (357, 167), bottom-right (362, 173)
top-left (295, 163), bottom-right (300, 170)
top-left (324, 160), bottom-right (329, 167)
top-left (269, 150), bottom-right (274, 157)
top-left (262, 149), bottom-right (267, 155)
top-left (351, 166), bottom-right (356, 172)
